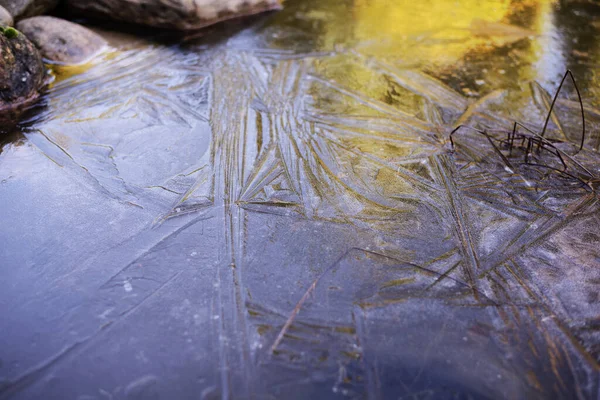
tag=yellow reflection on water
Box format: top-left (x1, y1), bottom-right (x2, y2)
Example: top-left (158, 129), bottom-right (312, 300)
top-left (349, 0), bottom-right (555, 67)
top-left (284, 0), bottom-right (553, 78)
top-left (353, 0), bottom-right (511, 35)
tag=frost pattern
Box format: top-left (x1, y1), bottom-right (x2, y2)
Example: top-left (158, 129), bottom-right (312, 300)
top-left (1, 1), bottom-right (599, 399)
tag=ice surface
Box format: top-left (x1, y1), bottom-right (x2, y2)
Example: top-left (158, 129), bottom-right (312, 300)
top-left (1, 0), bottom-right (599, 399)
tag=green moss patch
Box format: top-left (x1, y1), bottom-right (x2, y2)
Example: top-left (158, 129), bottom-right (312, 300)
top-left (0, 26), bottom-right (18, 38)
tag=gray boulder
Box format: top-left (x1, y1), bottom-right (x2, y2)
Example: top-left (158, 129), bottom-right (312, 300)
top-left (0, 4), bottom-right (12, 26)
top-left (0, 26), bottom-right (45, 114)
top-left (64, 0), bottom-right (282, 30)
top-left (0, 0), bottom-right (59, 21)
top-left (17, 16), bottom-right (107, 65)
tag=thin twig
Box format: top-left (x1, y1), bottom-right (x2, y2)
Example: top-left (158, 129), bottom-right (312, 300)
top-left (539, 70), bottom-right (586, 152)
top-left (269, 254), bottom-right (346, 354)
top-left (525, 163), bottom-right (591, 190)
top-left (270, 279), bottom-right (319, 354)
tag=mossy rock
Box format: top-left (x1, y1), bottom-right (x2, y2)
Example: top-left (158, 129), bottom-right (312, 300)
top-left (0, 25), bottom-right (45, 115)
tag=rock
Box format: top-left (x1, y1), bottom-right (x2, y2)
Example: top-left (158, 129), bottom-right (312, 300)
top-left (0, 0), bottom-right (58, 21)
top-left (16, 16), bottom-right (107, 65)
top-left (0, 26), bottom-right (45, 113)
top-left (64, 0), bottom-right (282, 30)
top-left (0, 5), bottom-right (12, 26)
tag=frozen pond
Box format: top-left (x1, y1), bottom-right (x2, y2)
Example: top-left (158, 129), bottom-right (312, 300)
top-left (1, 0), bottom-right (599, 398)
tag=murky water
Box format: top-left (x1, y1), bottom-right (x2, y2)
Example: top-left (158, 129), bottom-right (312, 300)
top-left (1, 1), bottom-right (600, 398)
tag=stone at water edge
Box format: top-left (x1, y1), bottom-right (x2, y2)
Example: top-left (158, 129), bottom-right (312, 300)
top-left (0, 0), bottom-right (58, 21)
top-left (64, 0), bottom-right (283, 30)
top-left (0, 26), bottom-right (45, 115)
top-left (17, 16), bottom-right (108, 65)
top-left (0, 5), bottom-right (12, 26)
